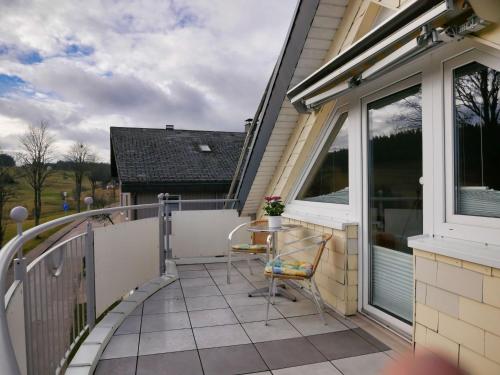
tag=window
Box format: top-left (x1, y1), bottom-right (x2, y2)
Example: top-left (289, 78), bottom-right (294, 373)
top-left (297, 112), bottom-right (349, 204)
top-left (453, 62), bottom-right (500, 218)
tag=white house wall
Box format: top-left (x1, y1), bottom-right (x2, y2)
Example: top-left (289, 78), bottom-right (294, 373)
top-left (241, 0), bottom-right (347, 216)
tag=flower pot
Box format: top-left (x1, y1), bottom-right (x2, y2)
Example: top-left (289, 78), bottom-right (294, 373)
top-left (268, 216), bottom-right (282, 229)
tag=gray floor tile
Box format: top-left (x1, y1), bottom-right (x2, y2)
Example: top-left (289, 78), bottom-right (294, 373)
top-left (193, 324), bottom-right (251, 349)
top-left (243, 318), bottom-right (301, 343)
top-left (218, 281), bottom-right (255, 295)
top-left (255, 337), bottom-right (327, 370)
top-left (239, 270), bottom-right (266, 280)
top-left (136, 350), bottom-right (203, 375)
top-left (242, 273), bottom-right (267, 282)
top-left (149, 287), bottom-right (184, 300)
top-left (141, 312), bottom-right (190, 332)
top-left (252, 280), bottom-right (271, 289)
top-left (189, 308), bottom-right (238, 328)
top-left (207, 268), bottom-right (238, 277)
top-left (177, 264), bottom-right (206, 271)
top-left (287, 314), bottom-right (349, 336)
top-left (101, 334), bottom-right (139, 359)
top-left (199, 343), bottom-right (268, 375)
top-left (352, 328), bottom-right (391, 351)
top-left (95, 357), bottom-right (137, 375)
top-left (213, 274), bottom-right (247, 285)
top-left (179, 269), bottom-right (211, 279)
top-left (182, 285), bottom-right (221, 298)
top-left (384, 349), bottom-right (402, 360)
top-left (234, 260), bottom-right (264, 269)
top-left (165, 280), bottom-right (182, 289)
top-left (143, 298), bottom-right (186, 315)
top-left (232, 303), bottom-right (283, 323)
top-left (180, 277), bottom-right (215, 288)
top-left (139, 329), bottom-right (196, 355)
top-left (205, 262), bottom-right (232, 270)
top-left (115, 315), bottom-right (142, 335)
top-left (332, 352), bottom-right (392, 375)
top-left (130, 304), bottom-right (143, 316)
top-left (274, 299), bottom-right (319, 317)
top-left (272, 361), bottom-right (342, 375)
top-left (225, 293), bottom-right (267, 307)
top-left (307, 330), bottom-right (381, 360)
top-left (185, 295), bottom-right (228, 311)
top-left (247, 372), bottom-right (271, 375)
top-left (325, 309), bottom-right (358, 329)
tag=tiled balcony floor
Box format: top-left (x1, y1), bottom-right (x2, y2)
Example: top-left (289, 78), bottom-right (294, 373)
top-left (95, 260), bottom-right (396, 375)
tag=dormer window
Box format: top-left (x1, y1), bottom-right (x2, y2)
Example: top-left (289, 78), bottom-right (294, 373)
top-left (199, 144), bottom-right (211, 152)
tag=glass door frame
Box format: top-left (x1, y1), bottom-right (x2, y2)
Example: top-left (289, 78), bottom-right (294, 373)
top-left (360, 74), bottom-right (422, 337)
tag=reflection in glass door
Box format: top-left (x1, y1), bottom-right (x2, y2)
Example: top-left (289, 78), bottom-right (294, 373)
top-left (367, 84), bottom-right (422, 324)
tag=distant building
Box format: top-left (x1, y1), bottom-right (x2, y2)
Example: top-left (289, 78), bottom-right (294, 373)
top-left (110, 126), bottom-right (246, 218)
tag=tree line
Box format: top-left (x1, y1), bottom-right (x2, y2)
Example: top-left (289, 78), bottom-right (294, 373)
top-left (0, 121), bottom-right (113, 245)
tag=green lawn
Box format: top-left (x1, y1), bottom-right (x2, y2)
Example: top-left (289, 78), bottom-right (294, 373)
top-left (2, 169), bottom-right (116, 252)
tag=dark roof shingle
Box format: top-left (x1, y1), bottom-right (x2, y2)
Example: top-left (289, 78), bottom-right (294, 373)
top-left (110, 127), bottom-right (245, 184)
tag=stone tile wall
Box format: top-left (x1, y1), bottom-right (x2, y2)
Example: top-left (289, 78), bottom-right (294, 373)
top-left (276, 218), bottom-right (359, 316)
top-left (413, 249), bottom-right (500, 375)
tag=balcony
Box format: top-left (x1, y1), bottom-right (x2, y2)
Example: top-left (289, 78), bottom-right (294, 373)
top-left (0, 199), bottom-right (402, 375)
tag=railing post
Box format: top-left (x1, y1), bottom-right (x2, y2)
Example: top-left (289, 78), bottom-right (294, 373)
top-left (84, 196), bottom-right (93, 212)
top-left (10, 207), bottom-right (29, 375)
top-left (164, 194), bottom-right (171, 260)
top-left (84, 201), bottom-right (96, 329)
top-left (158, 194), bottom-right (166, 275)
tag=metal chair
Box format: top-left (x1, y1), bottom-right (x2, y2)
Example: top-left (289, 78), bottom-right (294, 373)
top-left (264, 233), bottom-right (332, 325)
top-left (227, 220), bottom-right (269, 284)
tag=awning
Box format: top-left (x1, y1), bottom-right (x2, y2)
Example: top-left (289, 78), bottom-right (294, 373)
top-left (287, 0), bottom-right (477, 112)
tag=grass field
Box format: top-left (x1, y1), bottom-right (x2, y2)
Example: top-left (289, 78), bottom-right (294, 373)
top-left (2, 169), bottom-right (117, 252)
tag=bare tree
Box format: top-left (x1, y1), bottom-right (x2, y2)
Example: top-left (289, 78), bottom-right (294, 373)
top-left (88, 162), bottom-right (111, 200)
top-left (455, 63), bottom-right (500, 128)
top-left (65, 142), bottom-right (95, 212)
top-left (18, 122), bottom-right (54, 226)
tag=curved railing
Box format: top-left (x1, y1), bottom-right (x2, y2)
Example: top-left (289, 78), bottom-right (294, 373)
top-left (0, 197), bottom-right (238, 375)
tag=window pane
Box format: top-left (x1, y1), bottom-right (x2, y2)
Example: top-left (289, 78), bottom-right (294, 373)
top-left (454, 62), bottom-right (500, 218)
top-left (368, 84), bottom-right (422, 324)
top-left (297, 113), bottom-right (348, 204)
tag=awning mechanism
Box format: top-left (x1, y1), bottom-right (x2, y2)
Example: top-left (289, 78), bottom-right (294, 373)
top-left (288, 0), bottom-right (485, 113)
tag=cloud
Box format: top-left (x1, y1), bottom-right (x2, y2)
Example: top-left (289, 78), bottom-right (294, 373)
top-left (0, 0), bottom-right (297, 161)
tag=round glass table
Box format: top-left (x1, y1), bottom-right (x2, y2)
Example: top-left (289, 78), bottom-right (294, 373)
top-left (246, 223), bottom-right (301, 301)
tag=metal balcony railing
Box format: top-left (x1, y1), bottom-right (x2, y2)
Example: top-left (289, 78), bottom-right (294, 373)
top-left (0, 197), bottom-right (238, 375)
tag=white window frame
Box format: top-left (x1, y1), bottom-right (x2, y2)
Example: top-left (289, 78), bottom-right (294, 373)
top-left (360, 74), bottom-right (422, 336)
top-left (284, 102), bottom-right (354, 229)
top-left (436, 45), bottom-right (500, 245)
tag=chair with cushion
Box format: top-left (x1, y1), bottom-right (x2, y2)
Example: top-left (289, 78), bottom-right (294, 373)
top-left (227, 220), bottom-right (269, 284)
top-left (264, 233), bottom-right (333, 325)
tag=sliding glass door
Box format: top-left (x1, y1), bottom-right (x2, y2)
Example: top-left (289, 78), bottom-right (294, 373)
top-left (365, 83), bottom-right (423, 324)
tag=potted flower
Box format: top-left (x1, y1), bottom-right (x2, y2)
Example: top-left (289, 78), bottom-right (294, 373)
top-left (264, 196), bottom-right (285, 228)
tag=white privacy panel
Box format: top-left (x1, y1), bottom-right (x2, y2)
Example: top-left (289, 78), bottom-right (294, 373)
top-left (171, 210), bottom-right (251, 258)
top-left (94, 218), bottom-right (159, 316)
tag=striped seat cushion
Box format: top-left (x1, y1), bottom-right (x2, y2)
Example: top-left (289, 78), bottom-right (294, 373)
top-left (231, 243), bottom-right (267, 252)
top-left (265, 259), bottom-right (313, 277)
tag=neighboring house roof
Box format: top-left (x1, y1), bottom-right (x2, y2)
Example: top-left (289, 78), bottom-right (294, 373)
top-left (231, 0), bottom-right (348, 216)
top-left (110, 127), bottom-right (245, 192)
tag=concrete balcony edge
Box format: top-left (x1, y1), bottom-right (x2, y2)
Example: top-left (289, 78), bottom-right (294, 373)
top-left (65, 272), bottom-right (178, 375)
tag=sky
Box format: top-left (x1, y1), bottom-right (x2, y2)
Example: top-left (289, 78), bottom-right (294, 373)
top-left (0, 0), bottom-right (297, 161)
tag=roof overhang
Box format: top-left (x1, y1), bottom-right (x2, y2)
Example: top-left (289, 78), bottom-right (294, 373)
top-left (287, 0), bottom-right (479, 112)
top-left (121, 181), bottom-right (232, 194)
